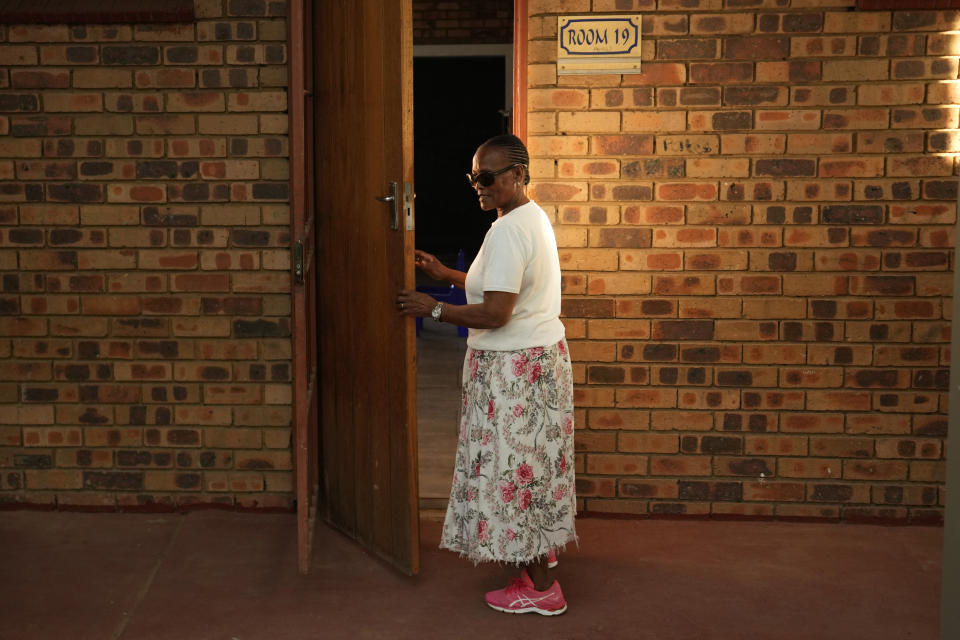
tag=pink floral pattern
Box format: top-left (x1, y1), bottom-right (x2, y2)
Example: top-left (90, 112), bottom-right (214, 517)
top-left (440, 339), bottom-right (577, 565)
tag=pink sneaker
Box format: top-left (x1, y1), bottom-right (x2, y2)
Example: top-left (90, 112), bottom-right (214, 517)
top-left (485, 570), bottom-right (567, 616)
top-left (547, 548), bottom-right (558, 568)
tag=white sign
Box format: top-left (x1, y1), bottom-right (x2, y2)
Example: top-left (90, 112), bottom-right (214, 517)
top-left (558, 15), bottom-right (642, 75)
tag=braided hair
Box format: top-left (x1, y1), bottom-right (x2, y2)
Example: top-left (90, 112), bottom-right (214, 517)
top-left (480, 134), bottom-right (530, 185)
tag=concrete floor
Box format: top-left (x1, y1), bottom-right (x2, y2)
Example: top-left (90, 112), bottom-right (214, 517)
top-left (0, 327), bottom-right (944, 639)
top-left (416, 320), bottom-right (464, 509)
top-left (0, 510), bottom-right (942, 640)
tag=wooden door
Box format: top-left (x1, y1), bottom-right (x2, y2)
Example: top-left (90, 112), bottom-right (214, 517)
top-left (290, 0), bottom-right (319, 576)
top-left (311, 0), bottom-right (420, 575)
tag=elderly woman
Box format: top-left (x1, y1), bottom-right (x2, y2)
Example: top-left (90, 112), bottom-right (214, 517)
top-left (397, 134), bottom-right (576, 616)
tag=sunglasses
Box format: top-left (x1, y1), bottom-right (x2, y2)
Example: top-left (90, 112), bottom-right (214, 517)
top-left (466, 163), bottom-right (520, 187)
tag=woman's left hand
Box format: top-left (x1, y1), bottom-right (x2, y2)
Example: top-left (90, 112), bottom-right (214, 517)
top-left (396, 289), bottom-right (437, 317)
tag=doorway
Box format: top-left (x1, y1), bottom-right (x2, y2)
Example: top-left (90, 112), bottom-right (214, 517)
top-left (289, 0), bottom-right (523, 575)
top-left (412, 46), bottom-right (512, 509)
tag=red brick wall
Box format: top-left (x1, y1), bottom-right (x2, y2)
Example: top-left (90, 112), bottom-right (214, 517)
top-left (527, 0), bottom-right (956, 523)
top-left (0, 0), bottom-right (293, 511)
top-left (2, 0), bottom-right (956, 523)
top-left (413, 0), bottom-right (513, 44)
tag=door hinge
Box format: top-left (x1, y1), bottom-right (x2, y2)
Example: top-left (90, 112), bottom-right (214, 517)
top-left (293, 240), bottom-right (304, 285)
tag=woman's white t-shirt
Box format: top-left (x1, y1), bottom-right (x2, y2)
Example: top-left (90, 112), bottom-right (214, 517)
top-left (463, 200), bottom-right (566, 351)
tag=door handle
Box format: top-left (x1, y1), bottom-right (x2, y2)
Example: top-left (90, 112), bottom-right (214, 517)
top-left (376, 182), bottom-right (399, 231)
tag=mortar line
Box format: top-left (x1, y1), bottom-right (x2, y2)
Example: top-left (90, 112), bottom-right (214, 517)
top-left (111, 514), bottom-right (187, 640)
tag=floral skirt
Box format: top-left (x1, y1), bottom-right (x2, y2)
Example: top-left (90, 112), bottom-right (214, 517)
top-left (439, 339), bottom-right (577, 565)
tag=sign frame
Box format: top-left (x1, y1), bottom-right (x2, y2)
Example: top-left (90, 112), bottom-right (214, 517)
top-left (557, 14), bottom-right (643, 76)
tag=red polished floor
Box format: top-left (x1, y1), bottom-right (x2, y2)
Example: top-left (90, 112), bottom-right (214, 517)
top-left (0, 510), bottom-right (942, 640)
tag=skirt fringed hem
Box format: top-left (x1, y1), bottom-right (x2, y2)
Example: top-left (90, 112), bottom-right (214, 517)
top-left (439, 532), bottom-right (580, 568)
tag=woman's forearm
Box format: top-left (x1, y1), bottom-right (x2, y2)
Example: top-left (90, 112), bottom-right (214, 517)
top-left (439, 290), bottom-right (516, 329)
top-left (439, 302), bottom-right (507, 329)
top-left (442, 266), bottom-right (466, 289)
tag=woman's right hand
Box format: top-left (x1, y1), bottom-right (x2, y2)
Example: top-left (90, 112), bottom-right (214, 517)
top-left (414, 250), bottom-right (448, 282)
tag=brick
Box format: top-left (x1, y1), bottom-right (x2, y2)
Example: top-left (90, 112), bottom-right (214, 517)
top-left (107, 184), bottom-right (166, 204)
top-left (99, 139), bottom-right (162, 159)
top-left (679, 345), bottom-right (741, 365)
top-left (586, 454), bottom-right (648, 475)
top-left (724, 36), bottom-right (789, 60)
top-left (16, 160), bottom-right (77, 181)
top-left (621, 62), bottom-right (686, 86)
top-left (136, 115), bottom-right (197, 135)
top-left (529, 88), bottom-right (588, 110)
top-left (791, 85), bottom-right (855, 107)
top-left (167, 91), bottom-right (226, 112)
top-left (744, 481), bottom-right (806, 502)
top-left (756, 61), bottom-right (821, 83)
top-left (39, 45), bottom-right (98, 65)
top-left (853, 178), bottom-right (919, 201)
top-left (68, 25), bottom-right (133, 41)
top-left (724, 85), bottom-right (788, 107)
top-left (10, 70), bottom-right (69, 89)
top-left (135, 69), bottom-right (197, 89)
top-left (55, 448), bottom-right (113, 468)
top-left (650, 456), bottom-right (712, 476)
top-left (573, 476), bottom-right (615, 498)
top-left (873, 390), bottom-right (940, 413)
top-left (0, 140), bottom-right (42, 157)
top-left (719, 134), bottom-right (785, 155)
top-left (807, 483), bottom-right (870, 505)
top-left (893, 107), bottom-right (958, 130)
top-left (822, 59), bottom-right (889, 83)
top-left (689, 62), bottom-right (752, 84)
top-left (229, 136), bottom-right (288, 157)
top-left (678, 480), bottom-right (743, 502)
top-left (824, 10), bottom-right (891, 33)
top-left (79, 296), bottom-right (140, 316)
top-left (792, 35), bottom-right (857, 58)
top-left (910, 461), bottom-right (945, 483)
top-left (73, 69), bottom-right (134, 89)
top-left (617, 479), bottom-right (677, 501)
top-left (23, 428), bottom-right (82, 447)
top-left (25, 469), bottom-right (84, 489)
top-left (843, 460), bottom-right (908, 481)
top-left (18, 293), bottom-right (78, 316)
top-left (659, 38), bottom-right (719, 60)
top-left (9, 24), bottom-right (71, 42)
top-left (42, 93), bottom-right (102, 113)
top-left (873, 485), bottom-right (938, 507)
top-left (227, 91), bottom-right (287, 112)
top-left (659, 87), bottom-right (722, 108)
top-left (105, 93), bottom-right (163, 113)
top-left (690, 13), bottom-right (753, 34)
top-left (74, 115), bottom-right (135, 136)
top-left (587, 409), bottom-right (648, 431)
top-left (0, 46), bottom-right (39, 65)
top-left (857, 83), bottom-right (926, 107)
top-left (721, 180), bottom-right (786, 202)
top-left (875, 438), bottom-right (941, 459)
top-left (752, 110), bottom-right (822, 132)
top-left (554, 110), bottom-right (619, 133)
top-left (623, 113), bottom-right (689, 138)
top-left (528, 136), bottom-right (588, 156)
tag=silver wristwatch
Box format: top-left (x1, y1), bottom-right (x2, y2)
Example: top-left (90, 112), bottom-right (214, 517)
top-left (431, 302), bottom-right (443, 322)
